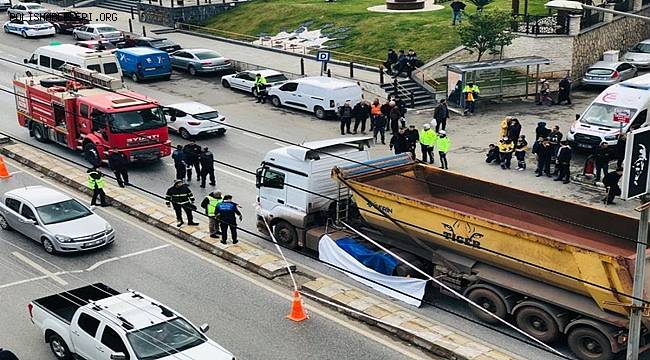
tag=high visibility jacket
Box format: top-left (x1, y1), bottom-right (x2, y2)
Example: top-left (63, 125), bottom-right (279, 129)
top-left (255, 76), bottom-right (267, 90)
top-left (206, 195), bottom-right (222, 217)
top-left (437, 137), bottom-right (450, 153)
top-left (165, 185), bottom-right (194, 205)
top-left (370, 104), bottom-right (382, 116)
top-left (419, 129), bottom-right (437, 146)
top-left (462, 85), bottom-right (480, 100)
top-left (86, 171), bottom-right (105, 189)
top-left (498, 142), bottom-right (514, 153)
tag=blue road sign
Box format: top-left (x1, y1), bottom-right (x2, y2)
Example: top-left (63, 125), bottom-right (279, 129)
top-left (316, 51), bottom-right (331, 63)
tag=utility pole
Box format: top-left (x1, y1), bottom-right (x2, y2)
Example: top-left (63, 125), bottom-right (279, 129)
top-left (627, 195), bottom-right (650, 360)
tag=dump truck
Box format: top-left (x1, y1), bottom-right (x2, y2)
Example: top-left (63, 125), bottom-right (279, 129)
top-left (255, 140), bottom-right (650, 360)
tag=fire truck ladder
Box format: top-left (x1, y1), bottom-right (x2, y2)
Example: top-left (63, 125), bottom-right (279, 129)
top-left (60, 64), bottom-right (123, 91)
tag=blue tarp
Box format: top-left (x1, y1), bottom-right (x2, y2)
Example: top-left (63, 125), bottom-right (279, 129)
top-left (335, 237), bottom-right (399, 276)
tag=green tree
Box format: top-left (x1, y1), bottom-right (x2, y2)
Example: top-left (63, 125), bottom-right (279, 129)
top-left (457, 9), bottom-right (515, 61)
top-left (469, 0), bottom-right (493, 11)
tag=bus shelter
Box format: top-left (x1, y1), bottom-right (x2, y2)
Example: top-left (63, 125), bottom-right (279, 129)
top-left (446, 56), bottom-right (552, 110)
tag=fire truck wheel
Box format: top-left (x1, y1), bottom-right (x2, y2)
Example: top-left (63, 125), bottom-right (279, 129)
top-left (83, 143), bottom-right (99, 165)
top-left (32, 124), bottom-right (48, 143)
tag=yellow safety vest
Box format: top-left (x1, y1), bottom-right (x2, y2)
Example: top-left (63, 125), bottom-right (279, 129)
top-left (206, 196), bottom-right (222, 217)
top-left (87, 171), bottom-right (105, 189)
top-left (419, 129), bottom-right (437, 146)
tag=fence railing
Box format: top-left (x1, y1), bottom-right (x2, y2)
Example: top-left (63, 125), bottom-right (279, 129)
top-left (613, 0), bottom-right (632, 12)
top-left (510, 14), bottom-right (569, 35)
top-left (580, 9), bottom-right (604, 29)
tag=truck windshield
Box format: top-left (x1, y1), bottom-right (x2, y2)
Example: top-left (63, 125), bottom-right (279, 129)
top-left (580, 103), bottom-right (637, 128)
top-left (126, 318), bottom-right (206, 359)
top-left (36, 199), bottom-right (92, 225)
top-left (108, 108), bottom-right (165, 133)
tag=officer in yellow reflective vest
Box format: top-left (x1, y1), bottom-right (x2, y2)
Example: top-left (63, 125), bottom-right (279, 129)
top-left (419, 123), bottom-right (437, 164)
top-left (437, 130), bottom-right (450, 170)
top-left (462, 82), bottom-right (480, 115)
top-left (254, 73), bottom-right (268, 104)
top-left (201, 191), bottom-right (223, 238)
top-left (86, 166), bottom-right (108, 207)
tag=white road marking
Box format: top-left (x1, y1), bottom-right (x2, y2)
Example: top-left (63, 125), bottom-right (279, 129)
top-left (239, 131), bottom-right (262, 139)
top-left (84, 257), bottom-right (120, 272)
top-left (0, 275), bottom-right (49, 289)
top-left (12, 251), bottom-right (68, 286)
top-left (118, 244), bottom-right (170, 259)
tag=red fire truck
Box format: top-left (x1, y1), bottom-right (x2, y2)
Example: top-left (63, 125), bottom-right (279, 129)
top-left (13, 68), bottom-right (171, 164)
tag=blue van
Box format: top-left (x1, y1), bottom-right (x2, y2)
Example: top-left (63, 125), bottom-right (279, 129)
top-left (116, 47), bottom-right (171, 82)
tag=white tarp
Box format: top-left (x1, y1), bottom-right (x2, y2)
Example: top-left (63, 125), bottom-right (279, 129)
top-left (318, 235), bottom-right (428, 307)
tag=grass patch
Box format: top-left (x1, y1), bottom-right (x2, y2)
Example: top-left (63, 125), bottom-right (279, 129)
top-left (203, 0), bottom-right (549, 65)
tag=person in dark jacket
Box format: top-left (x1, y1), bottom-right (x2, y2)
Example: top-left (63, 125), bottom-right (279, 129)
top-left (593, 142), bottom-right (610, 182)
top-left (389, 105), bottom-right (402, 135)
top-left (557, 76), bottom-right (572, 105)
top-left (603, 167), bottom-right (623, 205)
top-left (0, 348), bottom-right (19, 360)
top-left (381, 100), bottom-right (393, 131)
top-left (123, 35), bottom-right (136, 48)
top-left (390, 127), bottom-right (410, 154)
top-left (338, 100), bottom-right (353, 135)
top-left (199, 147), bottom-right (216, 188)
top-left (406, 50), bottom-right (420, 77)
top-left (171, 144), bottom-right (186, 180)
top-left (535, 121), bottom-right (551, 140)
top-left (433, 99), bottom-right (449, 132)
top-left (514, 135), bottom-right (528, 170)
top-left (506, 118), bottom-right (522, 144)
top-left (450, 0), bottom-right (466, 25)
top-left (165, 179), bottom-right (198, 227)
top-left (373, 114), bottom-right (387, 144)
top-left (616, 133), bottom-right (627, 168)
top-left (86, 166), bottom-right (108, 207)
top-left (216, 194), bottom-right (242, 245)
top-left (107, 149), bottom-right (129, 188)
top-left (548, 125), bottom-right (563, 175)
top-left (535, 138), bottom-right (553, 177)
top-left (486, 144), bottom-right (500, 164)
top-left (554, 140), bottom-right (572, 183)
top-left (383, 49), bottom-right (398, 75)
top-left (393, 50), bottom-right (408, 77)
top-left (183, 141), bottom-right (202, 182)
top-left (405, 124), bottom-right (419, 159)
top-left (352, 100), bottom-right (370, 134)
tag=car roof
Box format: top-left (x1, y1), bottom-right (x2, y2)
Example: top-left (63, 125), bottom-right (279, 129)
top-left (588, 61), bottom-right (628, 69)
top-left (166, 101), bottom-right (217, 115)
top-left (138, 36), bottom-right (166, 41)
top-left (20, 3), bottom-right (43, 6)
top-left (639, 39), bottom-right (650, 44)
top-left (94, 292), bottom-right (177, 330)
top-left (118, 47), bottom-right (167, 56)
top-left (292, 76), bottom-right (359, 89)
top-left (244, 69), bottom-right (283, 77)
top-left (5, 186), bottom-right (71, 207)
top-left (185, 48), bottom-right (221, 55)
top-left (86, 23), bottom-right (114, 28)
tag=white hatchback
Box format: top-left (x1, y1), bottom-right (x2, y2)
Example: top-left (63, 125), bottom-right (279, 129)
top-left (221, 69), bottom-right (288, 97)
top-left (163, 101), bottom-right (228, 139)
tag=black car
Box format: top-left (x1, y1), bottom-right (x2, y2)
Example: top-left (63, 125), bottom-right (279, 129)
top-left (43, 10), bottom-right (89, 34)
top-left (134, 37), bottom-right (182, 53)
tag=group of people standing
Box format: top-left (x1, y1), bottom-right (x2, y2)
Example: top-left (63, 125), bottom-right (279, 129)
top-left (383, 49), bottom-right (422, 78)
top-left (171, 141), bottom-right (216, 188)
top-left (338, 95), bottom-right (408, 142)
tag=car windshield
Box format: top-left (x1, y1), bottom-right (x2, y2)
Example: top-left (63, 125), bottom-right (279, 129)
top-left (26, 20), bottom-right (48, 25)
top-left (150, 39), bottom-right (175, 46)
top-left (97, 26), bottom-right (117, 33)
top-left (581, 103), bottom-right (638, 127)
top-left (127, 318), bottom-right (206, 360)
top-left (192, 111), bottom-right (219, 120)
top-left (586, 68), bottom-right (614, 76)
top-left (267, 74), bottom-right (288, 83)
top-left (108, 108), bottom-right (166, 133)
top-left (36, 199), bottom-right (92, 225)
top-left (27, 4), bottom-right (44, 9)
top-left (631, 43), bottom-right (650, 53)
top-left (194, 51), bottom-right (220, 60)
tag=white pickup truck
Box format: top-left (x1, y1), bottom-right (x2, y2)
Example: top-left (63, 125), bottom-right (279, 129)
top-left (28, 283), bottom-right (235, 360)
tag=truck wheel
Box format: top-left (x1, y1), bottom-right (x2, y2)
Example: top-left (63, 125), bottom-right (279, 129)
top-left (467, 288), bottom-right (507, 324)
top-left (515, 306), bottom-right (560, 343)
top-left (33, 123), bottom-right (48, 143)
top-left (83, 143), bottom-right (99, 166)
top-left (273, 221), bottom-right (298, 249)
top-left (567, 327), bottom-right (613, 360)
top-left (270, 96), bottom-right (281, 107)
top-left (179, 128), bottom-right (192, 140)
top-left (48, 333), bottom-right (71, 359)
top-left (0, 214), bottom-right (12, 230)
top-left (314, 106), bottom-right (326, 119)
top-left (42, 237), bottom-right (56, 254)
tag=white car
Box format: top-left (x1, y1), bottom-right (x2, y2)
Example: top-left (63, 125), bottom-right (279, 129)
top-left (623, 39), bottom-right (650, 68)
top-left (0, 186), bottom-right (115, 254)
top-left (0, 0), bottom-right (11, 11)
top-left (3, 19), bottom-right (55, 38)
top-left (7, 2), bottom-right (49, 17)
top-left (73, 23), bottom-right (123, 42)
top-left (162, 102), bottom-right (227, 139)
top-left (221, 69), bottom-right (288, 96)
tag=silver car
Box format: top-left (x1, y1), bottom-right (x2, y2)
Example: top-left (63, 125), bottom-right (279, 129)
top-left (582, 61), bottom-right (638, 87)
top-left (623, 40), bottom-right (650, 68)
top-left (73, 23), bottom-right (123, 43)
top-left (170, 48), bottom-right (233, 76)
top-left (0, 186), bottom-right (115, 254)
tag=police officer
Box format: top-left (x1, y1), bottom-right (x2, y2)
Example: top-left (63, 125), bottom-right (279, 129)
top-left (199, 147), bottom-right (216, 188)
top-left (216, 194), bottom-right (242, 245)
top-left (87, 166), bottom-right (108, 207)
top-left (108, 148), bottom-right (129, 188)
top-left (554, 140), bottom-right (572, 184)
top-left (603, 167), bottom-right (623, 205)
top-left (254, 73), bottom-right (268, 103)
top-left (419, 123), bottom-right (436, 164)
top-left (338, 101), bottom-right (353, 135)
top-left (437, 130), bottom-right (450, 170)
top-left (200, 191), bottom-right (222, 238)
top-left (462, 82), bottom-right (480, 115)
top-left (183, 140), bottom-right (202, 182)
top-left (165, 179), bottom-right (198, 227)
top-left (171, 144), bottom-right (186, 180)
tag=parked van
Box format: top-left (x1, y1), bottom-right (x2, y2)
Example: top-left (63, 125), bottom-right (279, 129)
top-left (569, 73), bottom-right (650, 150)
top-left (116, 47), bottom-right (171, 82)
top-left (267, 76), bottom-right (363, 119)
top-left (25, 44), bottom-right (121, 78)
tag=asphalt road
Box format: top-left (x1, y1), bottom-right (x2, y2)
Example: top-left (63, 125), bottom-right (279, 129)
top-left (0, 25), bottom-right (588, 360)
top-left (0, 159), bottom-right (434, 360)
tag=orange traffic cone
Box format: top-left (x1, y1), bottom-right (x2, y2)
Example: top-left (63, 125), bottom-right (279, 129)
top-left (287, 290), bottom-right (309, 322)
top-left (0, 157), bottom-right (11, 179)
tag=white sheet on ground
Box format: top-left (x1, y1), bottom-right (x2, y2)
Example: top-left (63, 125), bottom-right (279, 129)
top-left (318, 235), bottom-right (428, 307)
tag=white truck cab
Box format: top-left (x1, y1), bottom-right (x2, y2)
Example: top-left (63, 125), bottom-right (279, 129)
top-left (255, 137), bottom-right (371, 249)
top-left (29, 283), bottom-right (235, 360)
top-left (569, 74), bottom-right (650, 150)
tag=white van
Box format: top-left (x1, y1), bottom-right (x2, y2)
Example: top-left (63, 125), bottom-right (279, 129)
top-left (24, 44), bottom-right (122, 79)
top-left (267, 76), bottom-right (363, 119)
top-left (569, 74), bottom-right (650, 149)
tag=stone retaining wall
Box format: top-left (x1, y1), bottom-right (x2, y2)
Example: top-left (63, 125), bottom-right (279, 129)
top-left (139, 2), bottom-right (233, 27)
